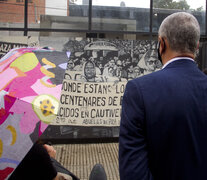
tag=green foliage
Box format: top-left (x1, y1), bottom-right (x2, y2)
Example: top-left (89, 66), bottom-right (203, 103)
top-left (196, 6), bottom-right (204, 11)
top-left (154, 0), bottom-right (190, 10)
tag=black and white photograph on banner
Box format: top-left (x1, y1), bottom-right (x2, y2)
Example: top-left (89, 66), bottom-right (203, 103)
top-left (52, 38), bottom-right (162, 128)
top-left (62, 38), bottom-right (162, 83)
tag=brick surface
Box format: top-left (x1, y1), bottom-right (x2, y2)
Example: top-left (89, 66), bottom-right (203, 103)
top-left (0, 0), bottom-right (45, 23)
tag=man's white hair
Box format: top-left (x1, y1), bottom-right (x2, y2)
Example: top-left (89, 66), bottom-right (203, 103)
top-left (158, 12), bottom-right (200, 55)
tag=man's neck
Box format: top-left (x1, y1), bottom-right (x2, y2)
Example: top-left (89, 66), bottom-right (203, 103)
top-left (162, 50), bottom-right (195, 65)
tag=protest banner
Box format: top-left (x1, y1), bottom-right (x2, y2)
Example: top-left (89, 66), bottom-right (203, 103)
top-left (0, 36), bottom-right (39, 59)
top-left (53, 79), bottom-right (126, 126)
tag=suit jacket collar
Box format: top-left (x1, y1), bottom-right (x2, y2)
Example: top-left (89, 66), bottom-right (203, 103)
top-left (162, 57), bottom-right (196, 69)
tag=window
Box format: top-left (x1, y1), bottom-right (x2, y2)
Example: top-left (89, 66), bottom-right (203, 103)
top-left (91, 0), bottom-right (150, 32)
top-left (153, 0), bottom-right (206, 34)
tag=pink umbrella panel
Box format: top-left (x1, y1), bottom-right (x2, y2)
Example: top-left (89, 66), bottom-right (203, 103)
top-left (0, 47), bottom-right (69, 179)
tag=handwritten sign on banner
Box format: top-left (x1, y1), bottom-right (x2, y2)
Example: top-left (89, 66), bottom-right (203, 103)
top-left (53, 79), bottom-right (126, 126)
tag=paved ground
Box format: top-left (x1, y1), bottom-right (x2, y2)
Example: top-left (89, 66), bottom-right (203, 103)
top-left (54, 143), bottom-right (119, 180)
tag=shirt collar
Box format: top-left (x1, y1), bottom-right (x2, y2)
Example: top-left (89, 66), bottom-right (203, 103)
top-left (162, 57), bottom-right (195, 69)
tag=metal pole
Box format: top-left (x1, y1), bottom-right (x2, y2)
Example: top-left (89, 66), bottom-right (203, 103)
top-left (206, 0), bottom-right (207, 36)
top-left (24, 0), bottom-right (28, 36)
top-left (150, 0), bottom-right (153, 46)
top-left (88, 0), bottom-right (92, 31)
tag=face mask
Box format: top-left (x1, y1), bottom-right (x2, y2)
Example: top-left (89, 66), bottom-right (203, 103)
top-left (157, 38), bottom-right (166, 65)
top-left (157, 41), bottom-right (163, 64)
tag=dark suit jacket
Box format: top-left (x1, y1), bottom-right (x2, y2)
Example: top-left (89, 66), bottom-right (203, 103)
top-left (119, 59), bottom-right (207, 180)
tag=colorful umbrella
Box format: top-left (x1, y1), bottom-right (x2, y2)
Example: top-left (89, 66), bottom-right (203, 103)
top-left (0, 47), bottom-right (69, 179)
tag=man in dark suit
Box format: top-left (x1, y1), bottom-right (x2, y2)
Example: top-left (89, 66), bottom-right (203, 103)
top-left (119, 12), bottom-right (207, 180)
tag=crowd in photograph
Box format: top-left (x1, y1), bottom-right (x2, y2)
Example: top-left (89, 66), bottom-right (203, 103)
top-left (63, 39), bottom-right (162, 82)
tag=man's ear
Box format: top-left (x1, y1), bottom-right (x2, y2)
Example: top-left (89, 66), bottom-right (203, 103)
top-left (197, 42), bottom-right (200, 50)
top-left (158, 36), bottom-right (166, 54)
top-left (161, 38), bottom-right (166, 53)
